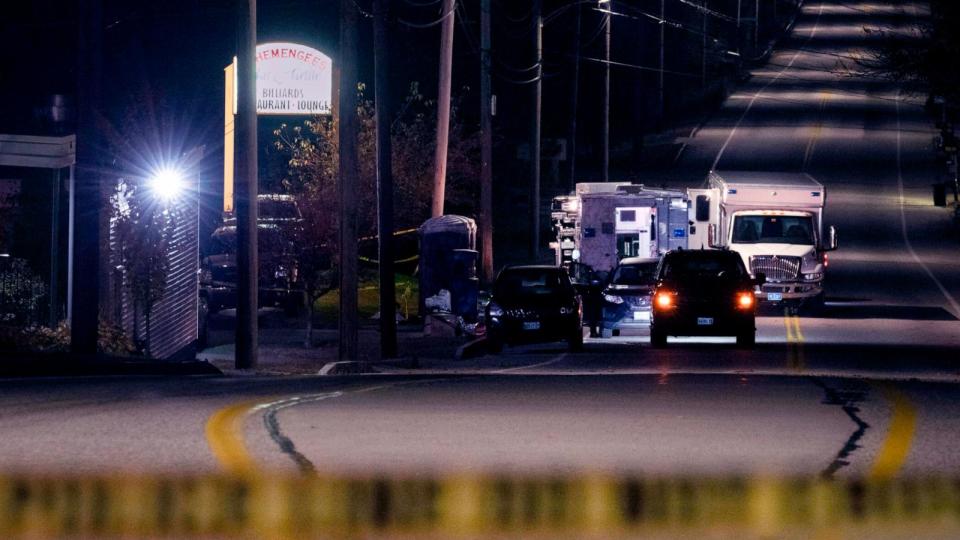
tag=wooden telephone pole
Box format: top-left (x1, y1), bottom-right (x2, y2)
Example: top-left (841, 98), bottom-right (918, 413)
top-left (431, 0), bottom-right (456, 218)
top-left (373, 0), bottom-right (397, 358)
top-left (72, 0), bottom-right (103, 356)
top-left (339, 0), bottom-right (360, 362)
top-left (480, 0), bottom-right (494, 282)
top-left (235, 0), bottom-right (259, 369)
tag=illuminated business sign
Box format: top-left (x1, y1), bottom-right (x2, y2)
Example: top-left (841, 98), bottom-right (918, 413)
top-left (255, 42), bottom-right (332, 115)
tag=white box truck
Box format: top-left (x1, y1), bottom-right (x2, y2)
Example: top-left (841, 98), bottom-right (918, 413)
top-left (687, 171), bottom-right (838, 306)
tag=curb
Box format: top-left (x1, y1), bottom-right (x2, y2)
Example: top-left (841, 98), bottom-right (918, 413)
top-left (455, 337), bottom-right (488, 360)
top-left (318, 360), bottom-right (379, 376)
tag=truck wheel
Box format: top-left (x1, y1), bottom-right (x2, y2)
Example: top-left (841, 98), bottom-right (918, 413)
top-left (736, 330), bottom-right (756, 349)
top-left (650, 327), bottom-right (667, 348)
top-left (487, 335), bottom-right (503, 354)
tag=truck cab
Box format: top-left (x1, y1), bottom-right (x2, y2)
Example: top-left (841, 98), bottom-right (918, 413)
top-left (689, 171), bottom-right (838, 307)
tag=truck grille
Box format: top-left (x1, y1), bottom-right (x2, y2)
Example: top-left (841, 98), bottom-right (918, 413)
top-left (750, 255), bottom-right (801, 282)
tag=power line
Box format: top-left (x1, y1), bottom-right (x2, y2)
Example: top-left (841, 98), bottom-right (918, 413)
top-left (397, 0), bottom-right (457, 28)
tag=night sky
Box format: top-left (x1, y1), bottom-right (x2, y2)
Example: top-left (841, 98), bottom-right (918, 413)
top-left (3, 0), bottom-right (757, 201)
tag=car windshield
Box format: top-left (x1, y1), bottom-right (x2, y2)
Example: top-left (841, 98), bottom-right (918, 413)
top-left (611, 262), bottom-right (658, 285)
top-left (661, 254), bottom-right (745, 279)
top-left (732, 215), bottom-right (814, 245)
top-left (495, 269), bottom-right (569, 298)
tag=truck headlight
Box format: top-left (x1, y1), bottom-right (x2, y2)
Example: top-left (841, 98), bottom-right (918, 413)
top-left (488, 302), bottom-right (504, 318)
top-left (803, 272), bottom-right (823, 281)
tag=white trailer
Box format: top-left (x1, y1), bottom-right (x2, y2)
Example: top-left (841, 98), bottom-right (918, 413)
top-left (552, 183), bottom-right (688, 274)
top-left (688, 171), bottom-right (838, 306)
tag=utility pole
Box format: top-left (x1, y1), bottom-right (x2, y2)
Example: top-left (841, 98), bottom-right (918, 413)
top-left (659, 0), bottom-right (665, 122)
top-left (567, 4), bottom-right (582, 190)
top-left (431, 0), bottom-right (455, 218)
top-left (373, 0), bottom-right (396, 358)
top-left (235, 0), bottom-right (258, 370)
top-left (480, 0), bottom-right (494, 283)
top-left (72, 0), bottom-right (102, 356)
top-left (339, 0), bottom-right (360, 362)
top-left (754, 0), bottom-right (760, 55)
top-left (702, 0), bottom-right (708, 89)
top-left (601, 4), bottom-right (610, 183)
top-left (530, 0), bottom-right (542, 257)
top-left (736, 0), bottom-right (742, 55)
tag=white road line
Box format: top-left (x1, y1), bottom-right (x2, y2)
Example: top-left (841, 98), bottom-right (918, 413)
top-left (493, 353), bottom-right (569, 374)
top-left (894, 96), bottom-right (960, 318)
top-left (711, 2), bottom-right (825, 171)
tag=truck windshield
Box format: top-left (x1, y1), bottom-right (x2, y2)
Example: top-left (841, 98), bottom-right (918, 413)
top-left (732, 215), bottom-right (814, 245)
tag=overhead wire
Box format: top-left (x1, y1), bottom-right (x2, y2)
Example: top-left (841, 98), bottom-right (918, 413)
top-left (397, 0), bottom-right (457, 28)
top-left (455, 0), bottom-right (549, 85)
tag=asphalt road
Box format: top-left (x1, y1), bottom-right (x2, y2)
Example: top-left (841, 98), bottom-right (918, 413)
top-left (2, 0), bottom-right (959, 485)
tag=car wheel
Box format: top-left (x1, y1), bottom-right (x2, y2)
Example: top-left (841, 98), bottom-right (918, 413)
top-left (650, 326), bottom-right (667, 348)
top-left (736, 329), bottom-right (756, 348)
top-left (568, 327), bottom-right (584, 352)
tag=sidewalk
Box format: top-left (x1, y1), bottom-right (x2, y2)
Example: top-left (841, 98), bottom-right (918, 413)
top-left (198, 325), bottom-right (469, 376)
top-left (0, 352), bottom-right (220, 378)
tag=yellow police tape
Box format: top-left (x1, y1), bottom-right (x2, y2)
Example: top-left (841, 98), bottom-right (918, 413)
top-left (1, 474), bottom-right (959, 538)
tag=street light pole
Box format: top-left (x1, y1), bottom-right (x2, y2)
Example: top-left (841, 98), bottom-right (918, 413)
top-left (567, 4), bottom-right (582, 191)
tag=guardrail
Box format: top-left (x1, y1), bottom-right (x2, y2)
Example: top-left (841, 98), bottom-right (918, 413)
top-left (2, 474), bottom-right (959, 538)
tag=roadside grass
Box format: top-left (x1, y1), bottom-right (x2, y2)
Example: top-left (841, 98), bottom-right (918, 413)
top-left (315, 273), bottom-right (419, 323)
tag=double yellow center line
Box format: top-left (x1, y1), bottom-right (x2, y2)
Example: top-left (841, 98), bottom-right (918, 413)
top-left (784, 310), bottom-right (917, 478)
top-left (784, 310), bottom-right (805, 372)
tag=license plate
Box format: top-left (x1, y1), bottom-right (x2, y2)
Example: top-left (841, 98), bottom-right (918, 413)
top-left (633, 311), bottom-right (650, 322)
top-left (767, 292), bottom-right (783, 301)
top-left (697, 317), bottom-right (714, 326)
top-left (523, 321), bottom-right (540, 330)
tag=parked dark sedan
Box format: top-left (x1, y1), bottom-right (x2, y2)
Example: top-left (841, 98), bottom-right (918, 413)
top-left (650, 250), bottom-right (764, 348)
top-left (600, 257), bottom-right (659, 337)
top-left (485, 266), bottom-right (583, 352)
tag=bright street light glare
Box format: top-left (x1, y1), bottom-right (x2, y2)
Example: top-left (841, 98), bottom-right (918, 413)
top-left (149, 167), bottom-right (185, 201)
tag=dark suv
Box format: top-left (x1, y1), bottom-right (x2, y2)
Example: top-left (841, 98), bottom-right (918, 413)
top-left (650, 250), bottom-right (764, 348)
top-left (199, 195), bottom-right (305, 318)
top-left (600, 257), bottom-right (659, 337)
top-left (485, 266), bottom-right (583, 352)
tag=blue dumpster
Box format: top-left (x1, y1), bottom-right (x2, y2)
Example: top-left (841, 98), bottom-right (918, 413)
top-left (418, 216), bottom-right (477, 321)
